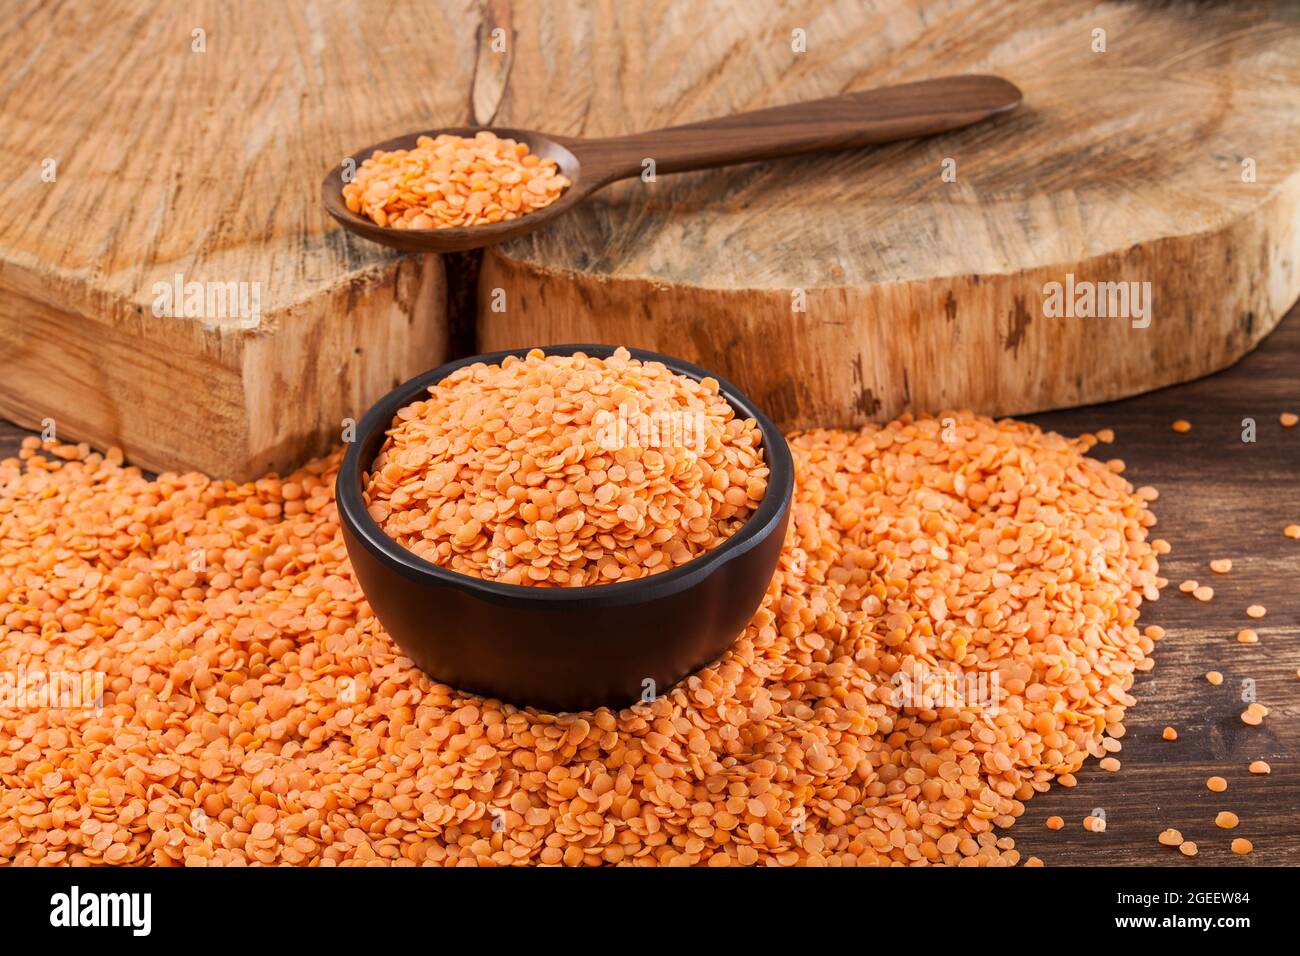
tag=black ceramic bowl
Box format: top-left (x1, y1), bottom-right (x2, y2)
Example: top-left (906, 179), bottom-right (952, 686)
top-left (336, 344), bottom-right (793, 712)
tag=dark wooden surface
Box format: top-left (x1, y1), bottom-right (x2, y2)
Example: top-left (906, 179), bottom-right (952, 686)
top-left (2, 307), bottom-right (1296, 867)
top-left (1020, 308), bottom-right (1299, 867)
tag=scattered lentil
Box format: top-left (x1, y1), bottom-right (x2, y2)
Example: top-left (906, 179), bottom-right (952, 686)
top-left (1285, 524), bottom-right (1300, 539)
top-left (1245, 604), bottom-right (1266, 619)
top-left (1162, 726), bottom-right (1177, 741)
top-left (1192, 585), bottom-right (1214, 602)
top-left (1179, 841), bottom-right (1198, 857)
top-left (1158, 828), bottom-right (1183, 846)
top-left (1045, 816), bottom-right (1065, 831)
top-left (1241, 702), bottom-right (1268, 726)
top-left (1207, 776), bottom-right (1228, 793)
top-left (1206, 671), bottom-right (1224, 685)
top-left (1099, 757), bottom-right (1121, 772)
top-left (1214, 811), bottom-right (1239, 829)
top-left (1172, 420), bottom-right (1192, 433)
top-left (0, 411), bottom-right (1164, 866)
top-left (1178, 579), bottom-right (1198, 593)
top-left (1236, 628), bottom-right (1258, 645)
top-left (1209, 558), bottom-right (1232, 574)
top-left (1084, 815), bottom-right (1107, 833)
top-left (1248, 760), bottom-right (1271, 775)
top-left (343, 131), bottom-right (570, 229)
top-left (1231, 838), bottom-right (1253, 855)
top-left (1280, 412), bottom-right (1298, 427)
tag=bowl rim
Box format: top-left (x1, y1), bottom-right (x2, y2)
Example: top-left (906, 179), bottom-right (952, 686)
top-left (336, 344), bottom-right (794, 610)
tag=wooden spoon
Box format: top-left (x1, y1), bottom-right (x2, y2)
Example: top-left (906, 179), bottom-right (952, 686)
top-left (322, 74), bottom-right (1022, 254)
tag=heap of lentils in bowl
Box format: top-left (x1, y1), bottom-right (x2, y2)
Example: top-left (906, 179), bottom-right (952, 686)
top-left (363, 348), bottom-right (768, 587)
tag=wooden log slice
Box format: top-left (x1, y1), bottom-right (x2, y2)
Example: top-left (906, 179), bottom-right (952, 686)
top-left (0, 0), bottom-right (469, 479)
top-left (480, 1), bottom-right (1300, 429)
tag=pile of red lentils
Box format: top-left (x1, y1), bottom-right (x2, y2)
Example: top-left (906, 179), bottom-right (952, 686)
top-left (0, 411), bottom-right (1162, 865)
top-left (365, 348), bottom-right (767, 586)
top-left (342, 131), bottom-right (570, 229)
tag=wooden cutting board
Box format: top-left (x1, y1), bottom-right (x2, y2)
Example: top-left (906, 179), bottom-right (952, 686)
top-left (479, 1), bottom-right (1300, 429)
top-left (2, 1), bottom-right (1299, 478)
top-left (0, 0), bottom-right (460, 479)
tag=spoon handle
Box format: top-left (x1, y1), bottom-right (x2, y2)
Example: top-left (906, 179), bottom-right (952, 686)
top-left (572, 75), bottom-right (1021, 183)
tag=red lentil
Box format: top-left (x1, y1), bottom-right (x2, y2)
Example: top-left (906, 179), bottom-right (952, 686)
top-left (364, 348), bottom-right (766, 587)
top-left (1214, 811), bottom-right (1239, 829)
top-left (1172, 420), bottom-right (1192, 433)
top-left (1248, 760), bottom-right (1271, 775)
top-left (1162, 726), bottom-right (1177, 741)
top-left (1209, 558), bottom-right (1232, 574)
top-left (1179, 841), bottom-right (1198, 857)
top-left (1207, 776), bottom-right (1228, 793)
top-left (343, 131), bottom-right (570, 229)
top-left (1158, 828), bottom-right (1183, 846)
top-left (0, 411), bottom-right (1163, 866)
top-left (1245, 604), bottom-right (1266, 618)
top-left (1206, 671), bottom-right (1224, 685)
top-left (1231, 838), bottom-right (1253, 855)
top-left (1240, 702), bottom-right (1268, 726)
top-left (1045, 816), bottom-right (1065, 831)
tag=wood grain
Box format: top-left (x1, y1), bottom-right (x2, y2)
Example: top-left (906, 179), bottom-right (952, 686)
top-left (0, 0), bottom-right (466, 478)
top-left (480, 0), bottom-right (1300, 429)
top-left (2, 304), bottom-right (1297, 866)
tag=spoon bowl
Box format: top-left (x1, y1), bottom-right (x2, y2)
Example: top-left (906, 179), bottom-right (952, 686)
top-left (322, 126), bottom-right (589, 253)
top-left (323, 75), bottom-right (1022, 253)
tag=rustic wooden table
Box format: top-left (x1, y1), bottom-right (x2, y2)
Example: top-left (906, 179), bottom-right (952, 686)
top-left (1019, 309), bottom-right (1300, 867)
top-left (3, 308), bottom-right (1297, 866)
